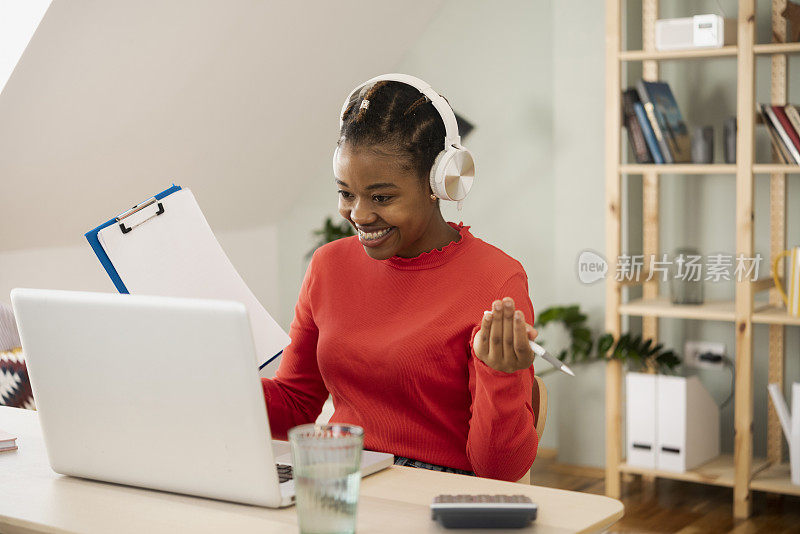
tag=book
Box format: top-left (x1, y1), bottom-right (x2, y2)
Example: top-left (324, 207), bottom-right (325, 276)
top-left (772, 105), bottom-right (800, 160)
top-left (634, 102), bottom-right (665, 164)
top-left (638, 85), bottom-right (672, 163)
top-left (764, 105), bottom-right (800, 164)
top-left (622, 89), bottom-right (654, 163)
top-left (636, 80), bottom-right (692, 163)
top-left (0, 430), bottom-right (17, 452)
top-left (786, 104), bottom-right (800, 139)
top-left (760, 105), bottom-right (791, 163)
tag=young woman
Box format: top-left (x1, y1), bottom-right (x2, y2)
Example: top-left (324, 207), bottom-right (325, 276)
top-left (261, 75), bottom-right (539, 482)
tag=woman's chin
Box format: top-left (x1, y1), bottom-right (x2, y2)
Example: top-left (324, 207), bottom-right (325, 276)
top-left (362, 246), bottom-right (395, 261)
top-left (359, 228), bottom-right (399, 260)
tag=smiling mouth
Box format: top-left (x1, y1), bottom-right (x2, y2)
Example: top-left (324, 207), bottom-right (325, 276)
top-left (357, 227), bottom-right (394, 241)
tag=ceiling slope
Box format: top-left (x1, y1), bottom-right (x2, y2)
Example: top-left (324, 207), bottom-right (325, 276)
top-left (0, 0), bottom-right (443, 251)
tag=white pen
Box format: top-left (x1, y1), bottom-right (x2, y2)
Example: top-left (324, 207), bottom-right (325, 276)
top-left (529, 341), bottom-right (575, 377)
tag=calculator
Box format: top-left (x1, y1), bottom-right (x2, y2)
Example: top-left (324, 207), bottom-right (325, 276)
top-left (430, 494), bottom-right (538, 529)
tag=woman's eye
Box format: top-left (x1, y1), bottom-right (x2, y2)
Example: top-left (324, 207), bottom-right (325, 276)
top-left (372, 195), bottom-right (392, 203)
top-left (337, 190), bottom-right (353, 200)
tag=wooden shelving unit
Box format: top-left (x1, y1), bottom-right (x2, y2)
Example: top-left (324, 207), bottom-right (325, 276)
top-left (620, 163), bottom-right (800, 174)
top-left (752, 305), bottom-right (800, 326)
top-left (605, 0), bottom-right (799, 519)
top-left (751, 464), bottom-right (800, 496)
top-left (620, 455), bottom-right (770, 488)
top-left (620, 163), bottom-right (737, 174)
top-left (619, 297), bottom-right (738, 322)
top-left (753, 164), bottom-right (800, 173)
top-left (619, 45), bottom-right (739, 60)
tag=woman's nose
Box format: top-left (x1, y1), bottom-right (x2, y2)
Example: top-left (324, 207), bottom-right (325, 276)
top-left (350, 198), bottom-right (375, 224)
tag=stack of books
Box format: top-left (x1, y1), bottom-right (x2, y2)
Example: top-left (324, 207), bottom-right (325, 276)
top-left (760, 104), bottom-right (800, 164)
top-left (622, 80), bottom-right (692, 164)
top-left (0, 430), bottom-right (17, 452)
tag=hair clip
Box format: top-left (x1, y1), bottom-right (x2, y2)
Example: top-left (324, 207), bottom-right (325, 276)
top-left (360, 100), bottom-right (370, 111)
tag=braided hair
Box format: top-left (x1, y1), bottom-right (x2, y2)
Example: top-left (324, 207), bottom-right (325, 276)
top-left (337, 81), bottom-right (447, 187)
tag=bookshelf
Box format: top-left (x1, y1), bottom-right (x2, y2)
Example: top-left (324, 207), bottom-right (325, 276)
top-left (605, 0), bottom-right (800, 520)
top-left (619, 455), bottom-right (770, 488)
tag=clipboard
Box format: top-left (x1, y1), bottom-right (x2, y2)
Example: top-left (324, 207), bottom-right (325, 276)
top-left (85, 185), bottom-right (289, 372)
top-left (86, 184), bottom-right (182, 294)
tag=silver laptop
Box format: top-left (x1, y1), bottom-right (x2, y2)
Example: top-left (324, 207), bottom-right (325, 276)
top-left (10, 288), bottom-right (393, 507)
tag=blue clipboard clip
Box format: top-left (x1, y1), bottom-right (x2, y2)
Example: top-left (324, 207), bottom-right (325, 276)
top-left (116, 197), bottom-right (165, 234)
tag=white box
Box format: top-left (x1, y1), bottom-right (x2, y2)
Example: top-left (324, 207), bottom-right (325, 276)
top-left (657, 375), bottom-right (720, 472)
top-left (626, 373), bottom-right (720, 472)
top-left (655, 15), bottom-right (737, 51)
top-left (625, 373), bottom-right (657, 469)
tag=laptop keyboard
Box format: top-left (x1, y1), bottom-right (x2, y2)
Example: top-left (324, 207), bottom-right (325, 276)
top-left (277, 463), bottom-right (293, 483)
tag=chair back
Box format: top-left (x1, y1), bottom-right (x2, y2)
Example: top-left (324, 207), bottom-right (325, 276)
top-left (517, 375), bottom-right (548, 484)
top-left (532, 375), bottom-right (548, 439)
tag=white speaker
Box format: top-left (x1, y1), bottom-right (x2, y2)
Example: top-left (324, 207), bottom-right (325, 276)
top-left (655, 15), bottom-right (736, 51)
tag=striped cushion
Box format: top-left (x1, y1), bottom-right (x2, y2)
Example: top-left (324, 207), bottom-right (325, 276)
top-left (0, 348), bottom-right (35, 410)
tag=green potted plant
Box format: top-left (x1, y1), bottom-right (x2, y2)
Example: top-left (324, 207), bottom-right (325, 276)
top-left (306, 216), bottom-right (355, 259)
top-left (534, 304), bottom-right (680, 377)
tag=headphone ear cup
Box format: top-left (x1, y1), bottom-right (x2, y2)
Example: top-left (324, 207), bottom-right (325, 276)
top-left (429, 150), bottom-right (447, 200)
top-left (429, 147), bottom-right (475, 202)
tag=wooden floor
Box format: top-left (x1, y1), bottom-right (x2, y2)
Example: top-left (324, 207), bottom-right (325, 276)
top-left (532, 453), bottom-right (800, 533)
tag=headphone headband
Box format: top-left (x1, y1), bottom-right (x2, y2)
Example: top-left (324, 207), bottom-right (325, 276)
top-left (338, 73), bottom-right (462, 148)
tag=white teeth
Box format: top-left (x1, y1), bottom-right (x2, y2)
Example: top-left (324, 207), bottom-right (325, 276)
top-left (358, 227), bottom-right (393, 240)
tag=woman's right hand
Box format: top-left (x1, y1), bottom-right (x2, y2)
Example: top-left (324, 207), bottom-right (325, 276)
top-left (473, 297), bottom-right (538, 374)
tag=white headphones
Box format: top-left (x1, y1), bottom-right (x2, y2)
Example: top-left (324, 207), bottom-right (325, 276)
top-left (335, 73), bottom-right (475, 209)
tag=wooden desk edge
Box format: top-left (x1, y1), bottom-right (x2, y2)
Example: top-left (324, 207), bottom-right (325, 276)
top-left (578, 506), bottom-right (625, 534)
top-left (0, 514), bottom-right (72, 534)
top-left (1, 500), bottom-right (626, 534)
top-left (1, 407), bottom-right (626, 533)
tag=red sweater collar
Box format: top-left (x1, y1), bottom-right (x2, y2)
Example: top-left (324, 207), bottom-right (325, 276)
top-left (381, 222), bottom-right (473, 270)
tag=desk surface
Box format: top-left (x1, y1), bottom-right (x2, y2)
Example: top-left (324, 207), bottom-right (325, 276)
top-left (0, 407), bottom-right (623, 533)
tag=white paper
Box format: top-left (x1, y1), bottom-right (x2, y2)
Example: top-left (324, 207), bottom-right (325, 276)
top-left (97, 189), bottom-right (289, 375)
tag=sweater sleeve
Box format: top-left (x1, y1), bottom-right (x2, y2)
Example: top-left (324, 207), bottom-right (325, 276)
top-left (466, 271), bottom-right (538, 481)
top-left (260, 253), bottom-right (329, 439)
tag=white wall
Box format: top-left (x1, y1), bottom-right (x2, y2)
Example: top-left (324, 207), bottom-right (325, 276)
top-left (548, 0), bottom-right (608, 466)
top-left (0, 243), bottom-right (116, 300)
top-left (0, 224), bottom-right (280, 319)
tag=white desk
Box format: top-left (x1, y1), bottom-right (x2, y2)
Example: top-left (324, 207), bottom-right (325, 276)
top-left (0, 407), bottom-right (623, 533)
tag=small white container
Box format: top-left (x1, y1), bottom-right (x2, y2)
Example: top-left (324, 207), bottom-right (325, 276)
top-left (626, 373), bottom-right (720, 472)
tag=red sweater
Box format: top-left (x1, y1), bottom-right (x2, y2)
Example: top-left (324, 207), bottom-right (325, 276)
top-left (261, 222), bottom-right (538, 481)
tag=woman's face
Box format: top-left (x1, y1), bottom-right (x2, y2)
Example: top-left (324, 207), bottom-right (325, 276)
top-left (333, 142), bottom-right (438, 260)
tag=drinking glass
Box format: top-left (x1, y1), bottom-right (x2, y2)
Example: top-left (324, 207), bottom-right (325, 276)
top-left (723, 116), bottom-right (737, 163)
top-left (670, 247), bottom-right (704, 304)
top-left (289, 424), bottom-right (364, 534)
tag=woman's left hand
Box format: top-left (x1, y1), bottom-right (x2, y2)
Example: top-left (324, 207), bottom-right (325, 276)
top-left (473, 297), bottom-right (538, 374)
